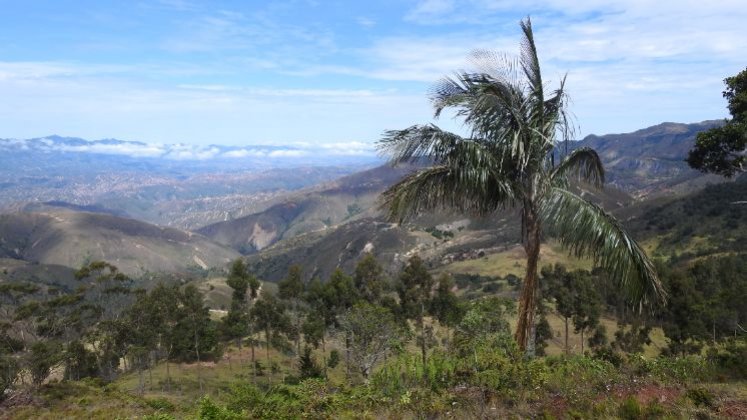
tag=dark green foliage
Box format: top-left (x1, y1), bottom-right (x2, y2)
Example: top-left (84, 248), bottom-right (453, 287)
top-left (353, 253), bottom-right (386, 303)
top-left (588, 325), bottom-right (608, 350)
top-left (28, 340), bottom-right (63, 385)
top-left (250, 292), bottom-right (291, 362)
top-left (453, 297), bottom-right (514, 356)
top-left (542, 265), bottom-right (604, 353)
top-left (452, 272), bottom-right (501, 291)
top-left (226, 259), bottom-right (260, 301)
top-left (631, 178), bottom-right (747, 259)
top-left (706, 338), bottom-right (747, 379)
top-left (301, 316), bottom-right (324, 349)
top-left (424, 226), bottom-right (453, 240)
top-left (656, 254), bottom-right (747, 356)
top-left (64, 340), bottom-right (99, 381)
top-left (298, 346), bottom-right (323, 379)
top-left (612, 321), bottom-right (652, 354)
top-left (534, 311), bottom-right (553, 356)
top-left (170, 285), bottom-right (222, 363)
top-left (0, 355), bottom-right (18, 399)
top-left (429, 273), bottom-right (463, 328)
top-left (686, 387), bottom-right (715, 408)
top-left (220, 259), bottom-right (259, 346)
top-left (327, 349), bottom-right (340, 369)
top-left (688, 67), bottom-right (747, 177)
top-left (397, 255), bottom-right (434, 366)
top-left (325, 268), bottom-right (359, 315)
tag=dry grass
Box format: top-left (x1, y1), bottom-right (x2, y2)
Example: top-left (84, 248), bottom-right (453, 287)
top-left (439, 242), bottom-right (593, 278)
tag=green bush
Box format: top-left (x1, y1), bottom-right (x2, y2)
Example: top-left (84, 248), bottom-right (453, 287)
top-left (631, 355), bottom-right (711, 383)
top-left (198, 396), bottom-right (243, 420)
top-left (145, 397), bottom-right (176, 412)
top-left (686, 387), bottom-right (715, 408)
top-left (327, 349), bottom-right (340, 369)
top-left (618, 396), bottom-right (642, 420)
top-left (707, 338), bottom-right (747, 379)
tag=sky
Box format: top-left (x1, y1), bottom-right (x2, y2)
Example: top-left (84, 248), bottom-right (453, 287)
top-left (0, 0), bottom-right (745, 148)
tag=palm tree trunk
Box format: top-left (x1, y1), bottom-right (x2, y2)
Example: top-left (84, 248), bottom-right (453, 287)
top-left (515, 211), bottom-right (541, 352)
top-left (564, 317), bottom-right (569, 355)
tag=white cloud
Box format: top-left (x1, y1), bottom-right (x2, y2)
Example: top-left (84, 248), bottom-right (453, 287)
top-left (56, 142), bottom-right (167, 158)
top-left (268, 149), bottom-right (307, 158)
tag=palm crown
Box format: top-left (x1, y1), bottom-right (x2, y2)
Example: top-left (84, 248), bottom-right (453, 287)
top-left (378, 17), bottom-right (665, 350)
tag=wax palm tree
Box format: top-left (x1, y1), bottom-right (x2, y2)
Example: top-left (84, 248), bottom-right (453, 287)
top-left (377, 17), bottom-right (666, 351)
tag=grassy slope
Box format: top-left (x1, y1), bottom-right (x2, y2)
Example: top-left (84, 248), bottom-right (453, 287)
top-left (0, 211), bottom-right (239, 276)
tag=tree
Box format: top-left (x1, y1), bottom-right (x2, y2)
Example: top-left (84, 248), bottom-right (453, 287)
top-left (687, 67), bottom-right (747, 177)
top-left (659, 266), bottom-right (707, 356)
top-left (453, 297), bottom-right (514, 361)
top-left (178, 286), bottom-right (212, 391)
top-left (221, 259), bottom-right (259, 349)
top-left (324, 268), bottom-right (360, 380)
top-left (278, 265), bottom-right (305, 355)
top-left (542, 265), bottom-right (574, 354)
top-left (397, 256), bottom-right (434, 367)
top-left (571, 272), bottom-right (603, 354)
top-left (302, 277), bottom-right (335, 376)
top-left (338, 303), bottom-right (405, 383)
top-left (377, 17), bottom-right (664, 351)
top-left (429, 273), bottom-right (463, 330)
top-left (249, 293), bottom-right (290, 369)
top-left (145, 283), bottom-right (181, 390)
top-left (353, 253), bottom-right (386, 303)
top-left (297, 345), bottom-right (323, 380)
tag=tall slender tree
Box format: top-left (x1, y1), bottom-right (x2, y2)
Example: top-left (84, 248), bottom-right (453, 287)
top-left (377, 17), bottom-right (664, 350)
top-left (278, 265), bottom-right (305, 355)
top-left (397, 256), bottom-right (434, 367)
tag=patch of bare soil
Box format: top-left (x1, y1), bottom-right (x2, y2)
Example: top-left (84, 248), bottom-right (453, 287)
top-left (718, 399), bottom-right (747, 419)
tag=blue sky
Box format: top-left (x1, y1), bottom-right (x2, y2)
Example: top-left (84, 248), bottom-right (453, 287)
top-left (0, 0), bottom-right (745, 148)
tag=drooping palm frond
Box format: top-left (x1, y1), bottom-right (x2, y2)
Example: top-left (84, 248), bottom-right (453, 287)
top-left (377, 125), bottom-right (513, 177)
top-left (380, 164), bottom-right (516, 222)
top-left (539, 187), bottom-right (666, 307)
top-left (550, 147), bottom-right (605, 188)
top-left (377, 124), bottom-right (469, 165)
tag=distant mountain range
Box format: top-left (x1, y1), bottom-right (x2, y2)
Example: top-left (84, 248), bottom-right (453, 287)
top-left (571, 120), bottom-right (724, 197)
top-left (1, 120), bottom-right (741, 281)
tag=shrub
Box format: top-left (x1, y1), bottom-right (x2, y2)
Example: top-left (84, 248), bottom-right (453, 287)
top-left (0, 356), bottom-right (18, 399)
top-left (631, 355), bottom-right (711, 383)
top-left (618, 396), bottom-right (642, 420)
top-left (327, 349), bottom-right (340, 369)
top-left (298, 346), bottom-right (323, 379)
top-left (707, 338), bottom-right (747, 379)
top-left (145, 397), bottom-right (176, 412)
top-left (686, 387), bottom-right (715, 408)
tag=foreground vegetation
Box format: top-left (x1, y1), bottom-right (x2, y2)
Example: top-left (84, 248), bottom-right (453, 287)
top-left (0, 250), bottom-right (744, 418)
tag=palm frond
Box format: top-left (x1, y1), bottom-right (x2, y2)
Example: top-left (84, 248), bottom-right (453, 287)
top-left (540, 187), bottom-right (666, 307)
top-left (380, 165), bottom-right (516, 222)
top-left (519, 17), bottom-right (543, 105)
top-left (376, 124), bottom-right (467, 165)
top-left (551, 147), bottom-right (605, 188)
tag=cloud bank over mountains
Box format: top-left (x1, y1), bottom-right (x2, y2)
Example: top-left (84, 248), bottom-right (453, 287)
top-left (0, 135), bottom-right (376, 161)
